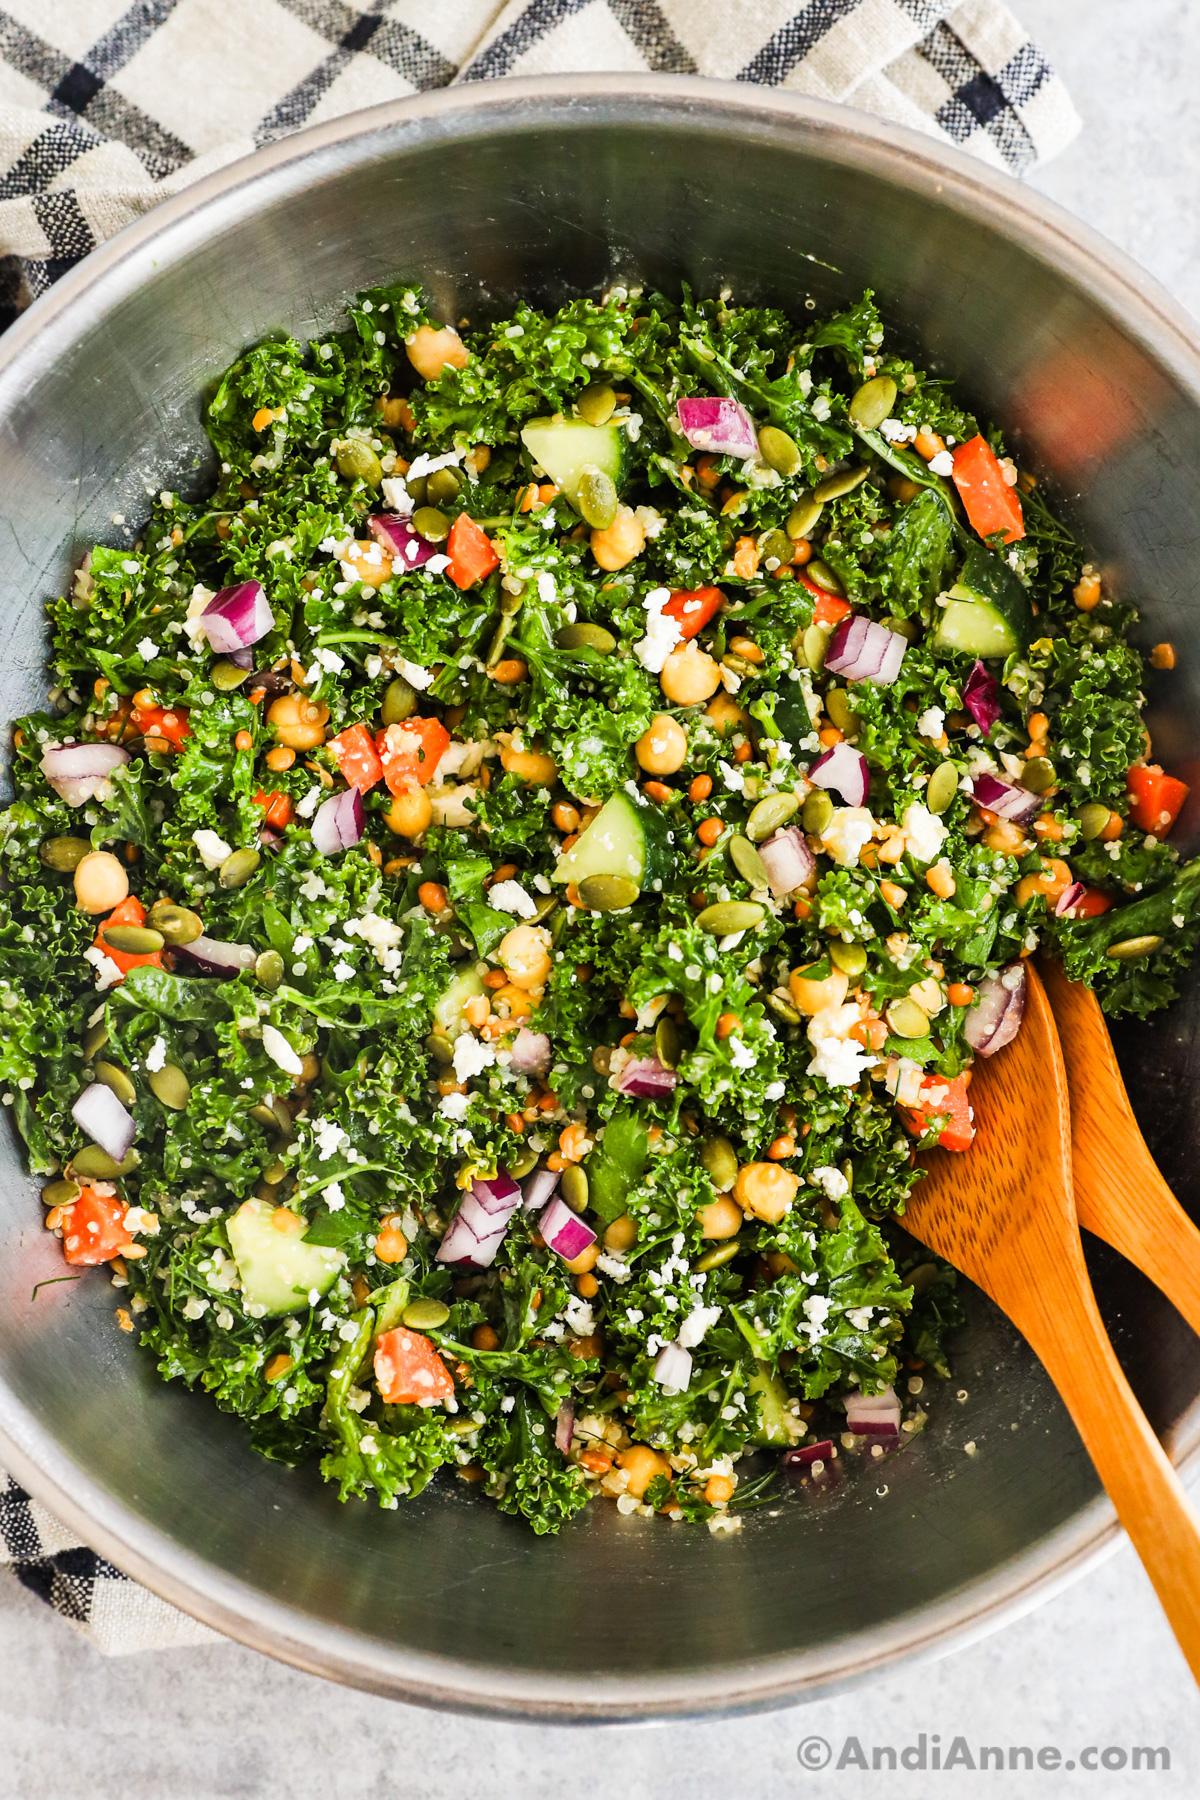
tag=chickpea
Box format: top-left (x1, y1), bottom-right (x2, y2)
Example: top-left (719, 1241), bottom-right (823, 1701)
top-left (617, 1444), bottom-right (671, 1500)
top-left (497, 923), bottom-right (552, 991)
top-left (499, 739), bottom-right (558, 786)
top-left (635, 713), bottom-right (688, 775)
top-left (406, 322), bottom-right (470, 381)
top-left (660, 642), bottom-right (721, 707)
top-left (590, 504), bottom-right (645, 572)
top-left (385, 788), bottom-right (433, 839)
top-left (565, 1243), bottom-right (601, 1276)
top-left (74, 851), bottom-right (129, 915)
top-left (267, 692), bottom-right (330, 750)
top-left (603, 1212), bottom-right (639, 1253)
top-left (696, 1196), bottom-right (743, 1240)
top-left (704, 692), bottom-right (750, 738)
top-left (734, 1161), bottom-right (800, 1225)
top-left (551, 801), bottom-right (581, 834)
top-left (981, 817), bottom-right (1027, 856)
top-left (340, 539), bottom-right (392, 586)
top-left (788, 964), bottom-right (850, 1016)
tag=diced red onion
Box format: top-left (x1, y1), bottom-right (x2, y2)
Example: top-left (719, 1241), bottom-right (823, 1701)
top-left (784, 1439), bottom-right (835, 1469)
top-left (612, 1056), bottom-right (677, 1099)
top-left (1055, 881), bottom-right (1086, 918)
top-left (471, 1171), bottom-right (522, 1219)
top-left (173, 935), bottom-right (257, 979)
top-left (71, 1082), bottom-right (136, 1164)
top-left (758, 826), bottom-right (815, 898)
top-left (675, 396), bottom-right (759, 461)
top-left (652, 1340), bottom-right (693, 1393)
top-left (809, 741), bottom-right (870, 807)
top-left (436, 1187), bottom-right (509, 1268)
top-left (963, 962), bottom-right (1027, 1057)
top-left (198, 581), bottom-right (274, 655)
top-left (845, 1385), bottom-right (901, 1436)
top-left (369, 512), bottom-right (438, 570)
top-left (509, 1027), bottom-right (551, 1076)
top-left (969, 770), bottom-right (1041, 826)
top-left (824, 615), bottom-right (907, 686)
top-left (962, 660), bottom-right (1001, 735)
top-left (554, 1402), bottom-right (575, 1456)
top-left (311, 787), bottom-right (364, 856)
top-left (41, 742), bottom-right (130, 807)
top-left (521, 1167), bottom-right (559, 1212)
top-left (540, 1196), bottom-right (596, 1263)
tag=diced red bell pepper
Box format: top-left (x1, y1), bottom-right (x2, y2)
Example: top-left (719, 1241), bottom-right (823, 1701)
top-left (1126, 763), bottom-right (1190, 837)
top-left (662, 586), bottom-right (724, 640)
top-left (900, 1072), bottom-right (976, 1153)
top-left (374, 1326), bottom-right (455, 1405)
top-left (1069, 887), bottom-right (1114, 920)
top-left (950, 435), bottom-right (1025, 545)
top-left (94, 894), bottom-right (163, 979)
top-left (61, 1186), bottom-right (134, 1265)
top-left (799, 571), bottom-right (853, 628)
top-left (329, 723), bottom-right (384, 794)
top-left (253, 789), bottom-right (294, 830)
top-left (446, 513), bottom-right (500, 590)
top-left (376, 718), bottom-right (450, 795)
top-left (131, 703), bottom-right (191, 749)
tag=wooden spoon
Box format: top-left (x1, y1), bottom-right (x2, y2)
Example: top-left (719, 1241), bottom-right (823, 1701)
top-left (1042, 956), bottom-right (1200, 1338)
top-left (903, 963), bottom-right (1200, 1684)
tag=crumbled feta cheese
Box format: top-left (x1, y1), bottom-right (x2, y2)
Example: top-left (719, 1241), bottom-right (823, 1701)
top-left (136, 637), bottom-right (158, 661)
top-left (633, 586), bottom-right (682, 673)
top-left (488, 879), bottom-right (538, 919)
top-left (819, 807), bottom-right (875, 868)
top-left (192, 828), bottom-right (232, 870)
top-left (677, 1304), bottom-right (722, 1349)
top-left (880, 418), bottom-right (918, 443)
top-left (296, 787), bottom-right (324, 821)
top-left (453, 1036), bottom-right (495, 1083)
top-left (807, 1003), bottom-right (875, 1088)
top-left (262, 1025), bottom-right (303, 1076)
top-left (439, 1090), bottom-right (470, 1120)
top-left (396, 656), bottom-right (433, 691)
top-left (726, 1035), bottom-right (756, 1070)
top-left (323, 1181), bottom-right (346, 1211)
top-left (901, 801), bottom-right (948, 865)
top-left (916, 705), bottom-right (945, 740)
top-left (145, 1036), bottom-right (167, 1074)
top-left (810, 1164), bottom-right (850, 1202)
top-left (927, 449), bottom-right (954, 476)
top-left (83, 946), bottom-right (124, 991)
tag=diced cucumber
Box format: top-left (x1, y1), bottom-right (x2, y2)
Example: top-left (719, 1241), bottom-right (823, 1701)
top-left (769, 678), bottom-right (816, 746)
top-left (552, 790), bottom-right (673, 891)
top-left (748, 1361), bottom-right (794, 1447)
top-left (934, 542), bottom-right (1032, 660)
top-left (933, 598), bottom-right (1018, 660)
top-left (520, 417), bottom-right (626, 503)
top-left (227, 1196), bottom-right (346, 1317)
top-left (433, 965), bottom-right (485, 1039)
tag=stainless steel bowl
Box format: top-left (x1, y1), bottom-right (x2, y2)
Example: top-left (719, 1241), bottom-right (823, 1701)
top-left (2, 76), bottom-right (1200, 1720)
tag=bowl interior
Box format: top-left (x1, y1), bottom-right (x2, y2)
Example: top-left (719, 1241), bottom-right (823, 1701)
top-left (2, 81), bottom-right (1200, 1717)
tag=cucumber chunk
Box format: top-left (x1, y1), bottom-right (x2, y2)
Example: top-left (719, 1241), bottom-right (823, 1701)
top-left (433, 965), bottom-right (486, 1039)
top-left (933, 597), bottom-right (1018, 660)
top-left (520, 418), bottom-right (625, 503)
top-left (553, 790), bottom-right (673, 890)
top-left (227, 1196), bottom-right (346, 1317)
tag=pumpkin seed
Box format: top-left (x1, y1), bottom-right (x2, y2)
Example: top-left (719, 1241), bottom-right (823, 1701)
top-left (887, 997), bottom-right (931, 1039)
top-left (262, 1159), bottom-right (288, 1186)
top-left (654, 1014), bottom-right (681, 1070)
top-left (905, 1260), bottom-right (940, 1298)
top-left (94, 1060), bottom-right (137, 1106)
top-left (760, 528), bottom-right (795, 571)
top-left (578, 874), bottom-right (640, 911)
top-left (730, 834), bottom-right (770, 891)
top-left (486, 614), bottom-right (518, 668)
top-left (1078, 802), bottom-right (1112, 841)
top-left (766, 988), bottom-right (801, 1025)
top-left (576, 465), bottom-right (619, 531)
top-left (148, 902), bottom-right (204, 946)
top-left (561, 1165), bottom-right (589, 1213)
top-left (879, 614), bottom-right (918, 642)
top-left (555, 622), bottom-right (616, 654)
top-left (82, 1020), bottom-right (109, 1061)
top-left (71, 1144), bottom-right (137, 1180)
top-left (699, 1135), bottom-right (739, 1192)
top-left (848, 376), bottom-right (899, 430)
top-left (805, 557), bottom-right (845, 595)
top-left (508, 1145), bottom-right (540, 1180)
top-left (1106, 935), bottom-right (1164, 960)
top-left (42, 1178), bottom-right (81, 1207)
top-left (425, 466), bottom-right (463, 507)
top-left (426, 1031), bottom-right (455, 1065)
top-left (577, 381), bottom-right (616, 426)
top-left (591, 1045), bottom-right (613, 1074)
top-left (696, 900), bottom-right (765, 935)
top-left (757, 425), bottom-right (802, 477)
top-left (402, 1297), bottom-right (450, 1330)
top-left (249, 1102), bottom-right (281, 1131)
top-left (255, 949), bottom-right (285, 991)
top-left (830, 940), bottom-right (867, 977)
top-left (149, 1063), bottom-right (191, 1110)
top-left (802, 789), bottom-right (835, 834)
top-left (404, 474), bottom-right (428, 507)
top-left (812, 467), bottom-right (869, 504)
top-left (1022, 756), bottom-right (1056, 794)
top-left (802, 624), bottom-right (832, 670)
top-left (747, 792), bottom-right (799, 841)
top-left (532, 893), bottom-right (560, 923)
top-left (219, 847), bottom-right (261, 889)
top-left (335, 439), bottom-right (382, 487)
top-left (412, 506), bottom-right (451, 543)
top-left (824, 688), bottom-right (858, 734)
top-left (39, 836), bottom-right (91, 872)
top-left (270, 1098), bottom-right (295, 1138)
top-left (786, 495), bottom-right (824, 541)
top-left (211, 659), bottom-right (251, 692)
top-left (101, 924), bottom-right (164, 956)
top-left (381, 675), bottom-right (417, 724)
top-left (693, 1238), bottom-right (745, 1273)
top-left (926, 761), bottom-right (960, 815)
top-left (722, 652), bottom-right (756, 679)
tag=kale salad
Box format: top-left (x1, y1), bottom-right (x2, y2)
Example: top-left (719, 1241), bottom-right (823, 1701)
top-left (4, 282), bottom-right (1196, 1537)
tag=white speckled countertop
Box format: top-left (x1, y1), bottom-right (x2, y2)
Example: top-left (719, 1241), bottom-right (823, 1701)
top-left (3, 3), bottom-right (1199, 1791)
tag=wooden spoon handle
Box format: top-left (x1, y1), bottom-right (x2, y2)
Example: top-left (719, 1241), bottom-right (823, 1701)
top-left (1026, 1259), bottom-right (1200, 1683)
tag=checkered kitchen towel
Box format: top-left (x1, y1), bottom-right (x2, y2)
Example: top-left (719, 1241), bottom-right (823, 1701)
top-left (0, 0), bottom-right (1077, 1656)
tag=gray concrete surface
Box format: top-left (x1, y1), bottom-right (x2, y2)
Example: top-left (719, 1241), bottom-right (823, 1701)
top-left (2, 3), bottom-right (1199, 1792)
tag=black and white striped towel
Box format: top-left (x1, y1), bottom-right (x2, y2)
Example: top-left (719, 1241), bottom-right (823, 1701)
top-left (0, 0), bottom-right (1077, 1655)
